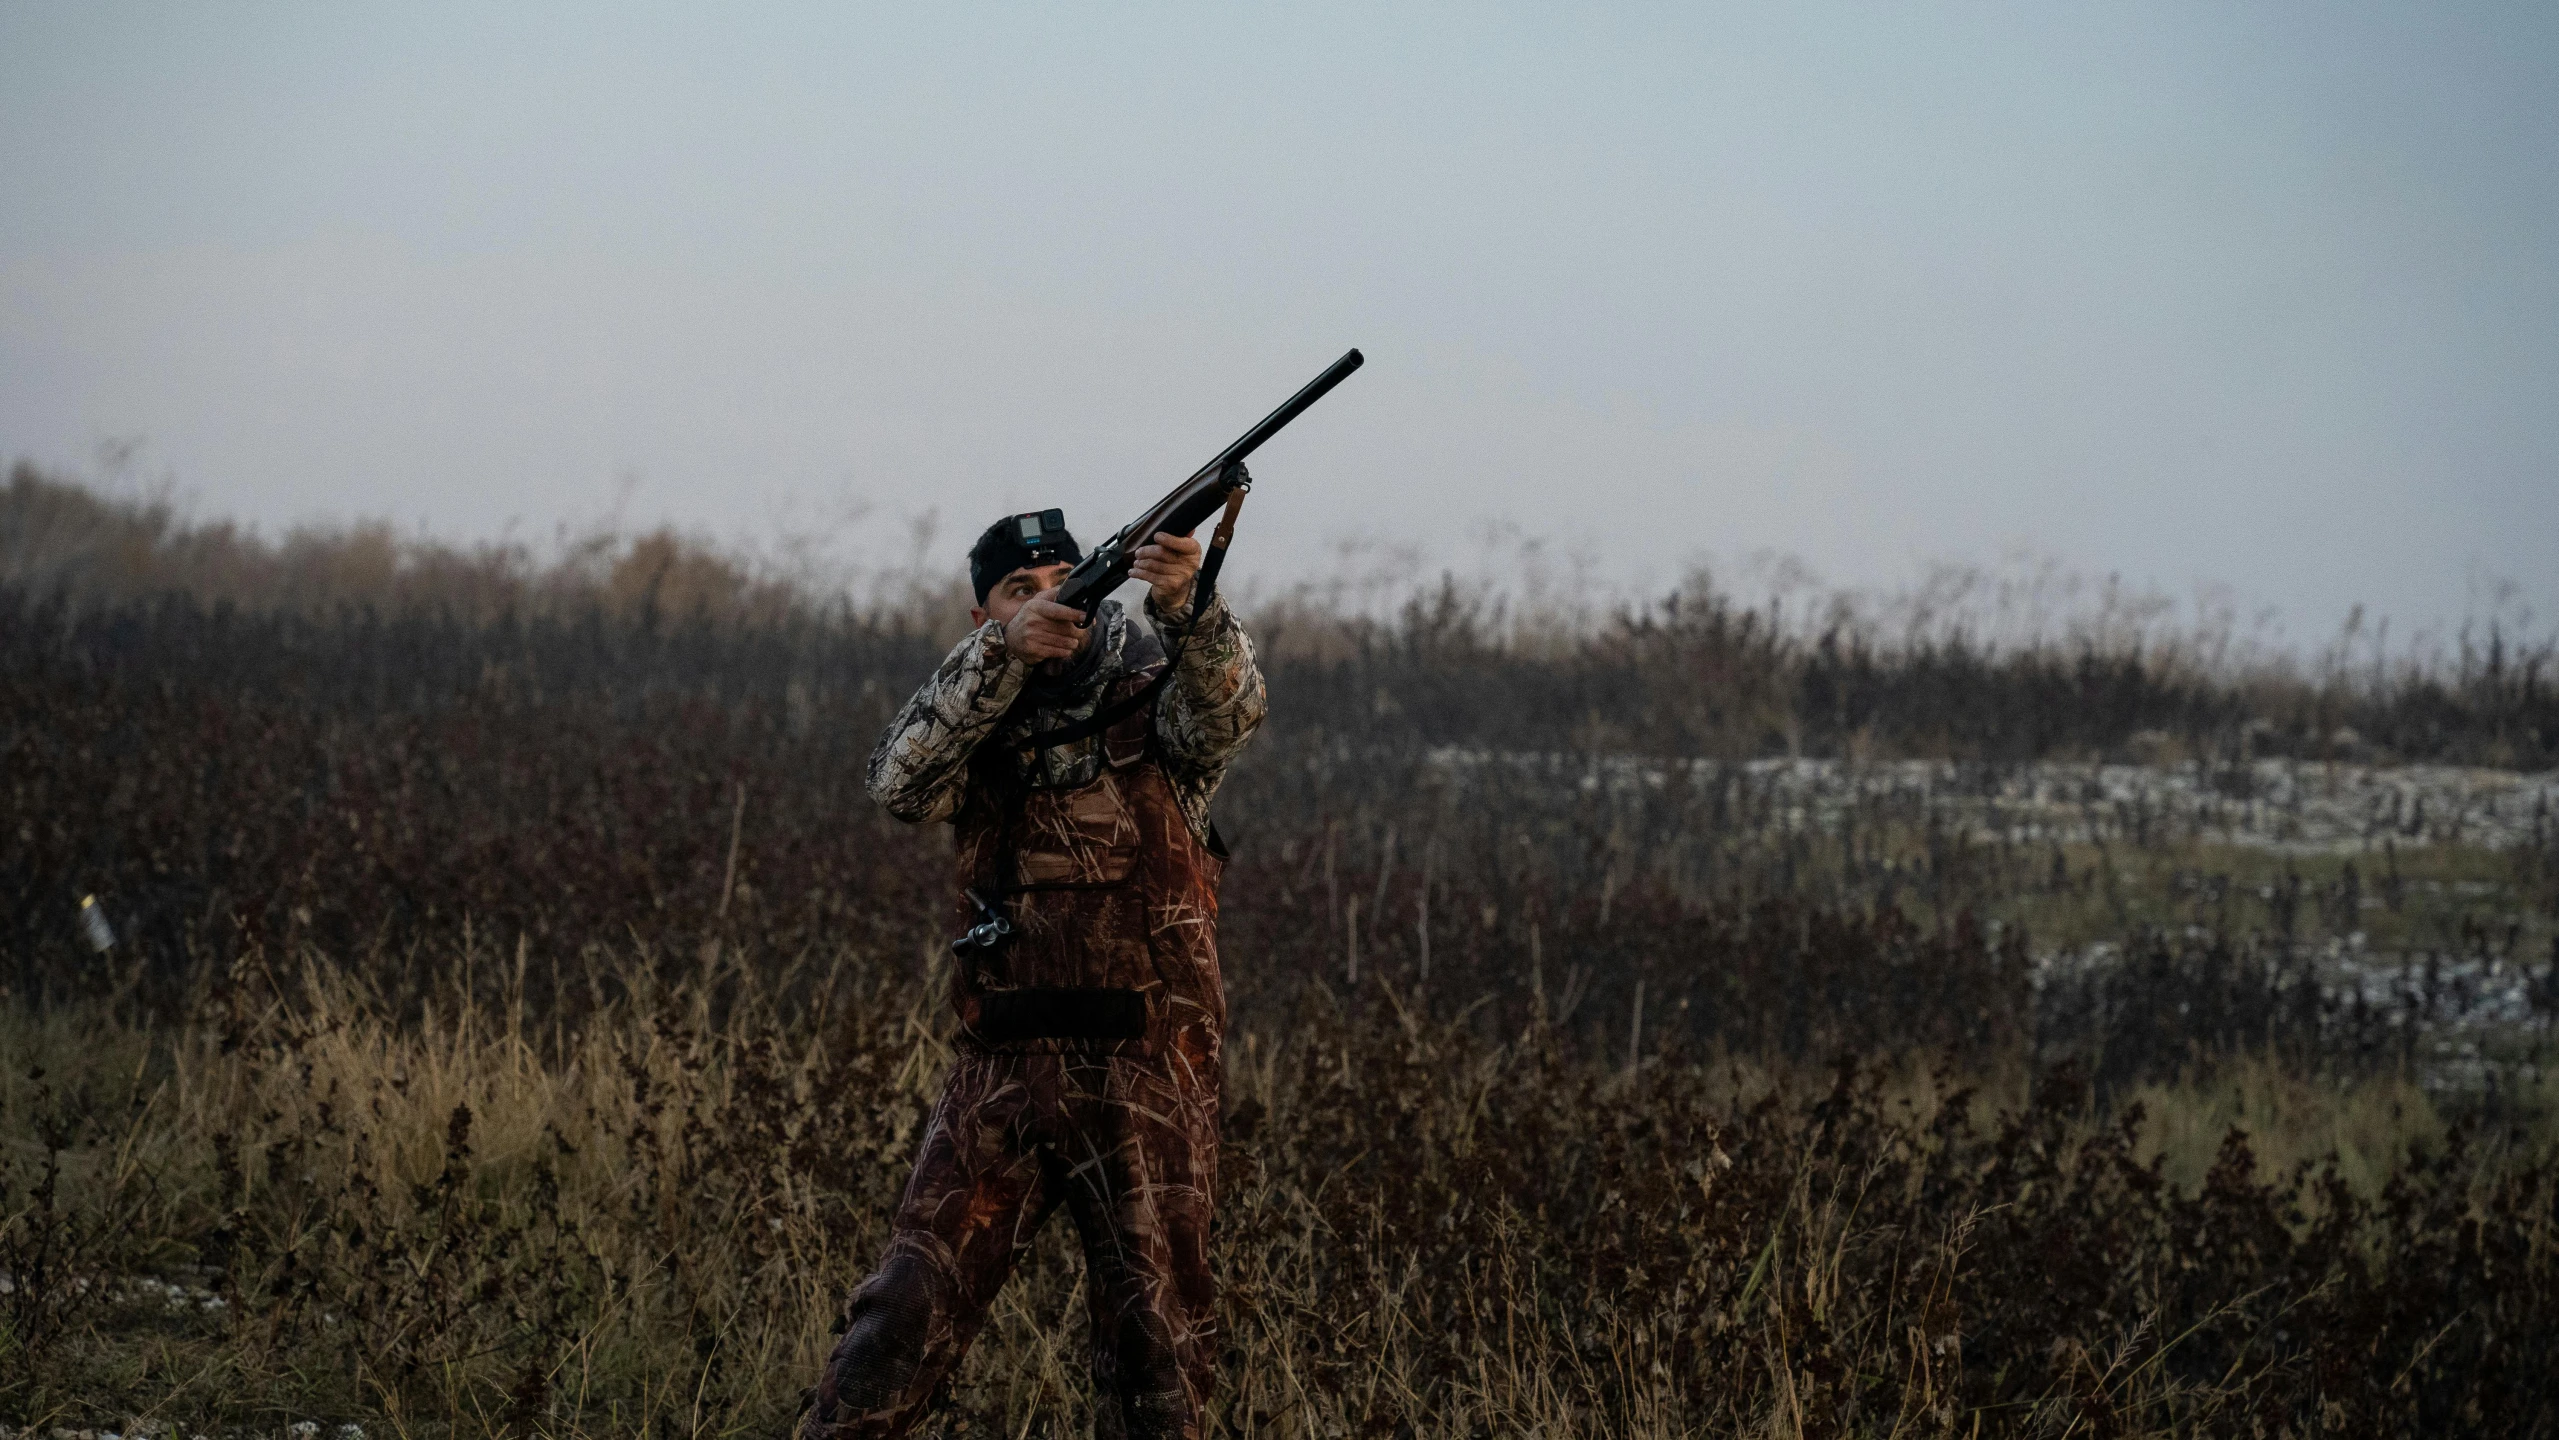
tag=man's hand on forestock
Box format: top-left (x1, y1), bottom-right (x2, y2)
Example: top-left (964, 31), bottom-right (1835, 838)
top-left (1131, 532), bottom-right (1203, 618)
top-left (1004, 592), bottom-right (1088, 663)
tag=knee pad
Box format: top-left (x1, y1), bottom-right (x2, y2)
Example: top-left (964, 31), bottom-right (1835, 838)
top-left (814, 1252), bottom-right (946, 1429)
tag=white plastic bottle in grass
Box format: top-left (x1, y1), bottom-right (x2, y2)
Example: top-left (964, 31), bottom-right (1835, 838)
top-left (79, 893), bottom-right (115, 951)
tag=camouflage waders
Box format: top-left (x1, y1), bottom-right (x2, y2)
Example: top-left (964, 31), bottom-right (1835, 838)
top-left (807, 664), bottom-right (1231, 1440)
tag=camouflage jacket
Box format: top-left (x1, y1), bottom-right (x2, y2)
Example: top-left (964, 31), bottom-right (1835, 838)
top-left (865, 593), bottom-right (1266, 841)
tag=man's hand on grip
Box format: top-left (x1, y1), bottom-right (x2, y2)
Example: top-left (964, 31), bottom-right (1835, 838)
top-left (1130, 532), bottom-right (1203, 617)
top-left (1003, 592), bottom-right (1088, 662)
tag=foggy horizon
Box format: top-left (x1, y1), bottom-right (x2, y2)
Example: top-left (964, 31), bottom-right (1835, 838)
top-left (5, 5), bottom-right (2554, 654)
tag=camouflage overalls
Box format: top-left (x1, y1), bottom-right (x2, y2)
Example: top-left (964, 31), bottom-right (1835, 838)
top-left (806, 594), bottom-right (1266, 1440)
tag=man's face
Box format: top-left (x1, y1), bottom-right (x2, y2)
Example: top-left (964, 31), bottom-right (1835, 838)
top-left (973, 562), bottom-right (1072, 627)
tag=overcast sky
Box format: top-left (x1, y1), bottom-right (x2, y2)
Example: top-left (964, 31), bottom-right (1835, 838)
top-left (3, 3), bottom-right (2553, 647)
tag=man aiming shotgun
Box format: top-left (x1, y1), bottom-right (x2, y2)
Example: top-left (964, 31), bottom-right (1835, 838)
top-left (803, 350), bottom-right (1362, 1440)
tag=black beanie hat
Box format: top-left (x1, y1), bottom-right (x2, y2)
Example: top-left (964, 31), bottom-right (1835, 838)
top-left (969, 509), bottom-right (1083, 605)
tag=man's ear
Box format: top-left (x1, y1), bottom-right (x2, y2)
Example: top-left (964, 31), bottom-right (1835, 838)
top-left (970, 605), bottom-right (987, 628)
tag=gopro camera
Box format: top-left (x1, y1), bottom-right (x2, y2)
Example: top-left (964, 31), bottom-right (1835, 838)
top-left (1013, 508), bottom-right (1070, 561)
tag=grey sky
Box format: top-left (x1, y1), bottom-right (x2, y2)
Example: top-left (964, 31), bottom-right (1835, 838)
top-left (4, 3), bottom-right (2553, 649)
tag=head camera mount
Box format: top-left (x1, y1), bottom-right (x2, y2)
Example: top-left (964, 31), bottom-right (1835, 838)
top-left (1011, 508), bottom-right (1073, 565)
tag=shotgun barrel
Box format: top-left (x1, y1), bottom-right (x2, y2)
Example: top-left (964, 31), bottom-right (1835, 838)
top-left (1053, 348), bottom-right (1363, 619)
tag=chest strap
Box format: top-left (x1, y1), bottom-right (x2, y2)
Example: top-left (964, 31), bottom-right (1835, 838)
top-left (1018, 666), bottom-right (1170, 752)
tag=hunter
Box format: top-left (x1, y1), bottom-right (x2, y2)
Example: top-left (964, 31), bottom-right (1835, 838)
top-left (802, 496), bottom-right (1267, 1439)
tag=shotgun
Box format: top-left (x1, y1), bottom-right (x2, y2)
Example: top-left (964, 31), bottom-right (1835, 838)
top-left (1052, 348), bottom-right (1364, 622)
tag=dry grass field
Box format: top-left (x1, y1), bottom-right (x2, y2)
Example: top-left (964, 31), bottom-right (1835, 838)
top-left (5, 466), bottom-right (2556, 1436)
